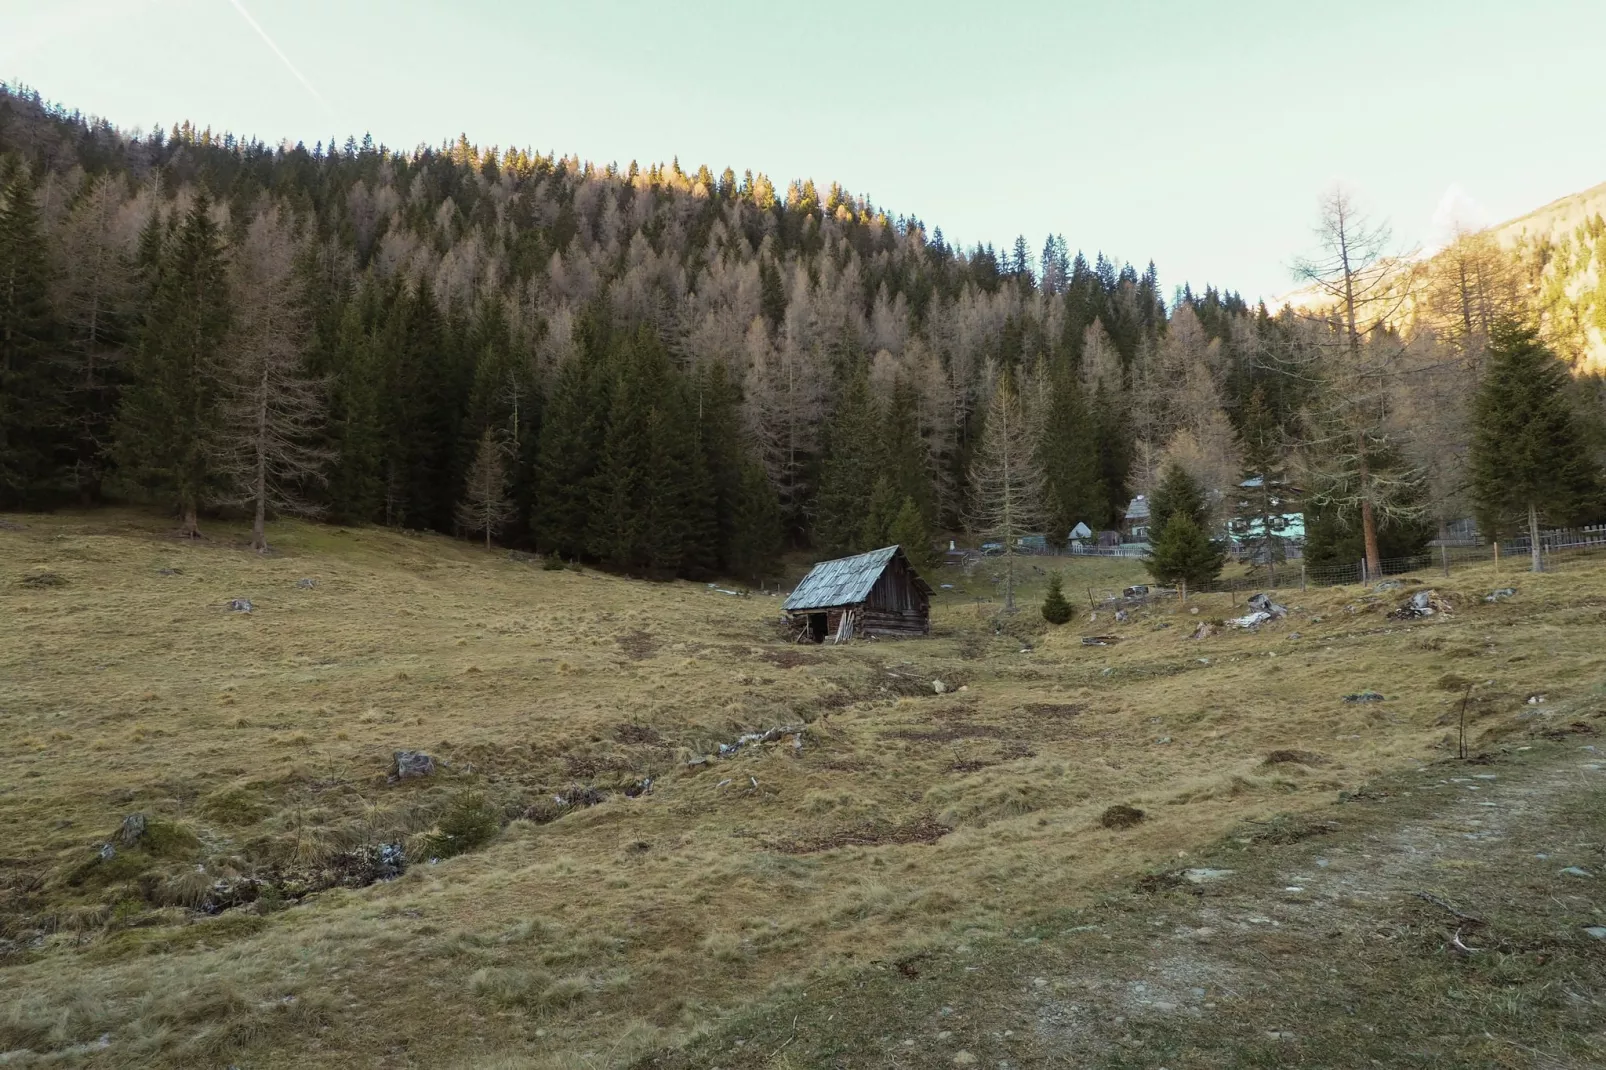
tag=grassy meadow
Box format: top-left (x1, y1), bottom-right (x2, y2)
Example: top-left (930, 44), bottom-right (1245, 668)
top-left (2, 509), bottom-right (1603, 1068)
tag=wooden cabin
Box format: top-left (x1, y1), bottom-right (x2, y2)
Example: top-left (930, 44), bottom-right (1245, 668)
top-left (782, 545), bottom-right (933, 643)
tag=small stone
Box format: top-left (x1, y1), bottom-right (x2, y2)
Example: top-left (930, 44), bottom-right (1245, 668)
top-left (296, 578), bottom-right (318, 589)
top-left (1584, 926), bottom-right (1606, 940)
top-left (933, 680), bottom-right (948, 694)
top-left (953, 1053), bottom-right (977, 1066)
top-left (1033, 977), bottom-right (1048, 988)
top-left (1559, 866), bottom-right (1594, 879)
top-left (1182, 868), bottom-right (1235, 884)
top-left (227, 597), bottom-right (253, 613)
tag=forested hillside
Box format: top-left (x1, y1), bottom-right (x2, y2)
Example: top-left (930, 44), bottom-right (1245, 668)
top-left (1, 84), bottom-right (1599, 577)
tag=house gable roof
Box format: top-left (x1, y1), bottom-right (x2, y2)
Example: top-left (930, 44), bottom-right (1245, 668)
top-left (782, 545), bottom-right (932, 612)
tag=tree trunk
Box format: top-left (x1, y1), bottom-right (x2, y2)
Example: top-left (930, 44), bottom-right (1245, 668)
top-left (1358, 447), bottom-right (1382, 578)
top-left (252, 365), bottom-right (270, 552)
top-left (1528, 502), bottom-right (1543, 573)
top-left (1003, 546), bottom-right (1017, 613)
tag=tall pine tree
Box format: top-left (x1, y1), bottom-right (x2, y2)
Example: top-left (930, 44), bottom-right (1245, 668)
top-left (0, 158), bottom-right (63, 507)
top-left (114, 193), bottom-right (230, 536)
top-left (1231, 387), bottom-right (1291, 581)
top-left (1471, 322), bottom-right (1602, 572)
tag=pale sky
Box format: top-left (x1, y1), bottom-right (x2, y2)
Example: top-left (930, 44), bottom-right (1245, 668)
top-left (4, 0), bottom-right (1604, 302)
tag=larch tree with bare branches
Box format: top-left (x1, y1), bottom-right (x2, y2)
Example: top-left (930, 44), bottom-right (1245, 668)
top-left (456, 427), bottom-right (514, 549)
top-left (1291, 189), bottom-right (1423, 577)
top-left (967, 373), bottom-right (1045, 613)
top-left (217, 206), bottom-right (332, 551)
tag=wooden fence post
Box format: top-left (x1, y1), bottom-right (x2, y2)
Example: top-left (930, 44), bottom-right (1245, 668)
top-left (1300, 563), bottom-right (1306, 591)
top-left (1493, 541), bottom-right (1500, 573)
top-left (1441, 543), bottom-right (1450, 578)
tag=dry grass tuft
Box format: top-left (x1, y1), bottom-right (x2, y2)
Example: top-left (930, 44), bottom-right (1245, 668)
top-left (1100, 803), bottom-right (1146, 829)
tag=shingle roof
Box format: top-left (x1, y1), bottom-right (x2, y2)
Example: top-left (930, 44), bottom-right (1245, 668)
top-left (783, 545), bottom-right (929, 612)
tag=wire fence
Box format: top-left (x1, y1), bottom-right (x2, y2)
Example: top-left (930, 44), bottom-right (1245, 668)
top-left (939, 524), bottom-right (1606, 608)
top-left (1190, 524), bottom-right (1606, 594)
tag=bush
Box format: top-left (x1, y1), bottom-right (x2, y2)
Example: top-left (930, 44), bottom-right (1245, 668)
top-left (1041, 572), bottom-right (1072, 625)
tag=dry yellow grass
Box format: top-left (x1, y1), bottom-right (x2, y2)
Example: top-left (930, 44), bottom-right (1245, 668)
top-left (3, 509), bottom-right (1604, 1067)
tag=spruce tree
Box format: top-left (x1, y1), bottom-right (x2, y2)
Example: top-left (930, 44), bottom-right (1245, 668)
top-left (1148, 462), bottom-right (1210, 534)
top-left (1145, 512), bottom-right (1224, 591)
top-left (1232, 387), bottom-right (1290, 581)
top-left (1145, 464), bottom-right (1223, 590)
top-left (535, 332), bottom-right (607, 558)
top-left (325, 293), bottom-right (385, 521)
top-left (113, 193), bottom-right (230, 536)
top-left (1038, 362), bottom-right (1103, 541)
top-left (859, 474), bottom-right (900, 549)
top-left (1471, 322), bottom-right (1602, 572)
top-left (1040, 571), bottom-right (1072, 625)
top-left (726, 459), bottom-right (782, 580)
top-left (589, 327), bottom-right (658, 568)
top-left (880, 378), bottom-right (934, 524)
top-left (56, 173), bottom-right (136, 504)
top-left (0, 159), bottom-right (63, 507)
top-left (814, 364), bottom-right (880, 555)
top-left (691, 361), bottom-right (745, 571)
top-left (887, 495), bottom-right (935, 573)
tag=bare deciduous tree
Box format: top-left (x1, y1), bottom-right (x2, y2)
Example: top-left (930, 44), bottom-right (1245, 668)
top-left (217, 205), bottom-right (332, 551)
top-left (967, 373), bottom-right (1045, 613)
top-left (1291, 189), bottom-right (1423, 576)
top-left (456, 428), bottom-right (514, 549)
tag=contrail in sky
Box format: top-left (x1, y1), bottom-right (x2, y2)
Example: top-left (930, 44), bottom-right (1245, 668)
top-left (223, 0), bottom-right (337, 121)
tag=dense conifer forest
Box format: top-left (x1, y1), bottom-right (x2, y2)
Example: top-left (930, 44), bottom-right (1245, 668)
top-left (1, 84), bottom-right (1601, 577)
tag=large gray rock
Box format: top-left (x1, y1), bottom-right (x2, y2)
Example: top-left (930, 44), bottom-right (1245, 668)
top-left (391, 750), bottom-right (435, 779)
top-left (117, 813), bottom-right (148, 847)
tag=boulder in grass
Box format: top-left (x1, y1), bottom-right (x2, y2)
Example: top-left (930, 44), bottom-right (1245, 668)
top-left (391, 750), bottom-right (435, 780)
top-left (117, 812), bottom-right (148, 847)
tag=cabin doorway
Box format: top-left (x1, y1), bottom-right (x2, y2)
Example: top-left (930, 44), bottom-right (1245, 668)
top-left (808, 613), bottom-right (828, 643)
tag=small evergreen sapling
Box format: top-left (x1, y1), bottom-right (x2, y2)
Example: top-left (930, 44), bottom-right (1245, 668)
top-left (1041, 572), bottom-right (1072, 625)
top-left (888, 495), bottom-right (935, 573)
